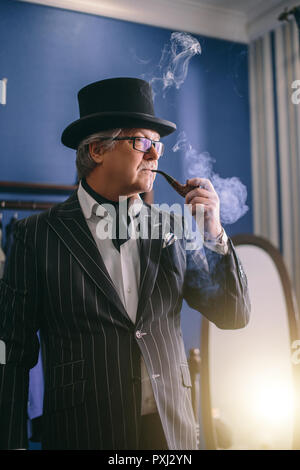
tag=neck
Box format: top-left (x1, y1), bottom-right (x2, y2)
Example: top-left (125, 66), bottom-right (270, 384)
top-left (82, 177), bottom-right (141, 208)
top-left (85, 173), bottom-right (135, 202)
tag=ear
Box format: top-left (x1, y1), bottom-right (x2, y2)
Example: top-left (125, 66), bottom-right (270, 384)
top-left (89, 142), bottom-right (104, 164)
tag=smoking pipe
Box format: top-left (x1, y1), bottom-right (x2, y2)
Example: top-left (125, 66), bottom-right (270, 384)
top-left (151, 170), bottom-right (200, 197)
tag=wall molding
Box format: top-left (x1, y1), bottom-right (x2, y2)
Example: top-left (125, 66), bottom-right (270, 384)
top-left (17, 0), bottom-right (248, 43)
top-left (17, 0), bottom-right (298, 43)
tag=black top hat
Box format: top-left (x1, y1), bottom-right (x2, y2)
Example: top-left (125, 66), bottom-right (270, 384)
top-left (61, 77), bottom-right (177, 149)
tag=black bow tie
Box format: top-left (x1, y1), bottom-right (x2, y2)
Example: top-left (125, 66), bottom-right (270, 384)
top-left (91, 203), bottom-right (131, 252)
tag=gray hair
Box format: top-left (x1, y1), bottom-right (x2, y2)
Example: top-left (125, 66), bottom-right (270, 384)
top-left (76, 128), bottom-right (123, 180)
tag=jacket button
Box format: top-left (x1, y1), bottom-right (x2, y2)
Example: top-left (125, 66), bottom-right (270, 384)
top-left (152, 374), bottom-right (160, 379)
top-left (136, 330), bottom-right (147, 339)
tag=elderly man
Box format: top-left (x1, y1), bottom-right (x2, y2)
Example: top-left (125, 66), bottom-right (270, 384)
top-left (0, 77), bottom-right (250, 450)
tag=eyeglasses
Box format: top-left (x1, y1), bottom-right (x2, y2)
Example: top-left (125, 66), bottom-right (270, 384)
top-left (107, 136), bottom-right (164, 157)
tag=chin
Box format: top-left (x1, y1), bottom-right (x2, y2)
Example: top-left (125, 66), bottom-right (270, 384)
top-left (142, 183), bottom-right (153, 193)
top-left (134, 181), bottom-right (153, 193)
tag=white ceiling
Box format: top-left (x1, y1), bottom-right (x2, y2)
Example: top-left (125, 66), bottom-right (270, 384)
top-left (18, 0), bottom-right (298, 42)
top-left (193, 0), bottom-right (280, 16)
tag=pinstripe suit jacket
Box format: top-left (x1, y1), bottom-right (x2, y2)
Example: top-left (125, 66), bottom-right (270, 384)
top-left (0, 191), bottom-right (250, 450)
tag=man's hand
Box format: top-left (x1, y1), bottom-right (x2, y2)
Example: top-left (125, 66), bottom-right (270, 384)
top-left (185, 177), bottom-right (222, 240)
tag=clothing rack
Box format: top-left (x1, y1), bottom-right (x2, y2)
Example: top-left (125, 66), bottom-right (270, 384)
top-left (0, 180), bottom-right (78, 211)
top-left (0, 200), bottom-right (56, 211)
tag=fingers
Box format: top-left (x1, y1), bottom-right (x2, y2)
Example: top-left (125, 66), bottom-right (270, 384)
top-left (185, 178), bottom-right (217, 202)
top-left (186, 177), bottom-right (214, 191)
top-left (187, 198), bottom-right (217, 216)
top-left (185, 188), bottom-right (211, 205)
top-left (185, 179), bottom-right (221, 236)
top-left (186, 196), bottom-right (210, 206)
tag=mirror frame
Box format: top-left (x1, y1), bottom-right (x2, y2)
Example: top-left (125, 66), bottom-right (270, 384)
top-left (200, 234), bottom-right (300, 450)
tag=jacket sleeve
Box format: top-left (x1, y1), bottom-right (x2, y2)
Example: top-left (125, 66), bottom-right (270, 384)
top-left (183, 236), bottom-right (251, 330)
top-left (0, 218), bottom-right (41, 449)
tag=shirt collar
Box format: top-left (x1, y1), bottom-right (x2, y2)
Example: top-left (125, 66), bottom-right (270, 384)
top-left (77, 180), bottom-right (144, 221)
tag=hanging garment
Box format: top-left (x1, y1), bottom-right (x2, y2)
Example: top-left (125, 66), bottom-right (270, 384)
top-left (4, 214), bottom-right (18, 256)
top-left (2, 213), bottom-right (44, 441)
top-left (3, 214), bottom-right (18, 275)
top-left (27, 331), bottom-right (44, 442)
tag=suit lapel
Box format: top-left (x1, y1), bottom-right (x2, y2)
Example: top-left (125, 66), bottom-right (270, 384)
top-left (136, 204), bottom-right (165, 324)
top-left (46, 191), bottom-right (131, 323)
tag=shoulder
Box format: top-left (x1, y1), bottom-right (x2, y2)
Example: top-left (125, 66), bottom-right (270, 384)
top-left (13, 192), bottom-right (78, 240)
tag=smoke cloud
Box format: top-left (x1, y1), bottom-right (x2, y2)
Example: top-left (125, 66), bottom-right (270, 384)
top-left (142, 32), bottom-right (201, 99)
top-left (140, 31), bottom-right (248, 226)
top-left (172, 132), bottom-right (249, 225)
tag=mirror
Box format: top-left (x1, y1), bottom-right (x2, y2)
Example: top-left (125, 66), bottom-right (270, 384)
top-left (200, 235), bottom-right (300, 450)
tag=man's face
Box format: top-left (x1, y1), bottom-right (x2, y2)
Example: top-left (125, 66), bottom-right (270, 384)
top-left (95, 128), bottom-right (161, 196)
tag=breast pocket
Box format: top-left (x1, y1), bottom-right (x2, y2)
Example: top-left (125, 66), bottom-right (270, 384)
top-left (160, 240), bottom-right (185, 281)
top-left (51, 359), bottom-right (85, 388)
top-left (45, 359), bottom-right (86, 412)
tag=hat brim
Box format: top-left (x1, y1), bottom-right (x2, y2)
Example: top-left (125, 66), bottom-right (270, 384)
top-left (61, 112), bottom-right (177, 149)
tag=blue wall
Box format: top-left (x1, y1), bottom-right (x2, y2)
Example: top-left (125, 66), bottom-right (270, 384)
top-left (0, 2), bottom-right (252, 208)
top-left (0, 0), bottom-right (252, 448)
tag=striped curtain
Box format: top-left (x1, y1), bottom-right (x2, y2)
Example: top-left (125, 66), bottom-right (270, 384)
top-left (249, 19), bottom-right (300, 308)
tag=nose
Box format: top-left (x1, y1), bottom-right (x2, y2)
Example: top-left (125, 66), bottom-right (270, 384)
top-left (143, 143), bottom-right (160, 161)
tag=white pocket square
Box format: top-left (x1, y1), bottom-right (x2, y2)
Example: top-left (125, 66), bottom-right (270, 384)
top-left (163, 232), bottom-right (177, 248)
